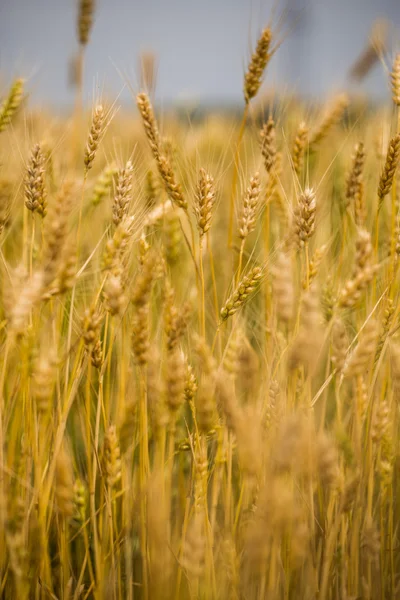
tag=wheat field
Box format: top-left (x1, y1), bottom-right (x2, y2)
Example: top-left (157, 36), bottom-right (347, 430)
top-left (1, 2), bottom-right (400, 599)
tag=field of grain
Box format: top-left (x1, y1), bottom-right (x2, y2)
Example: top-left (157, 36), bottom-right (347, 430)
top-left (1, 2), bottom-right (400, 599)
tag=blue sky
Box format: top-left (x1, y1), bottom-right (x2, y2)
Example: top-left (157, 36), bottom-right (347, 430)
top-left (0, 0), bottom-right (399, 108)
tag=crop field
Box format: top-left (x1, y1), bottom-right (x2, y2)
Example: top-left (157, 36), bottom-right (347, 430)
top-left (1, 2), bottom-right (400, 599)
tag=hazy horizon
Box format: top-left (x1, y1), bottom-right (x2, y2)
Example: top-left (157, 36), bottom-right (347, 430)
top-left (1, 0), bottom-right (399, 109)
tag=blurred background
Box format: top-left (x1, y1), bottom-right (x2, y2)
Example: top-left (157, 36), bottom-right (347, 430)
top-left (1, 0), bottom-right (400, 109)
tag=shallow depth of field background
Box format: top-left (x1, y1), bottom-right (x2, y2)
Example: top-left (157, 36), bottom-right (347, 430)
top-left (2, 1), bottom-right (400, 599)
top-left (1, 0), bottom-right (400, 106)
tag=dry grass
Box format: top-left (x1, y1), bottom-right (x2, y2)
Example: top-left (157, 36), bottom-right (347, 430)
top-left (1, 8), bottom-right (400, 600)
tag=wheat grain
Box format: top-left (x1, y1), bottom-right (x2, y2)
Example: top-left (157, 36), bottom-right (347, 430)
top-left (194, 167), bottom-right (216, 236)
top-left (391, 54), bottom-right (400, 107)
top-left (78, 0), bottom-right (95, 46)
top-left (0, 78), bottom-right (24, 133)
top-left (239, 172), bottom-right (261, 239)
top-left (378, 133), bottom-right (400, 204)
top-left (260, 117), bottom-right (277, 174)
top-left (84, 104), bottom-right (106, 173)
top-left (24, 144), bottom-right (47, 217)
top-left (220, 266), bottom-right (263, 321)
top-left (244, 27), bottom-right (272, 103)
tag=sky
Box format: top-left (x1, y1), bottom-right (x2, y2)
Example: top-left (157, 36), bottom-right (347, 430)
top-left (0, 0), bottom-right (399, 109)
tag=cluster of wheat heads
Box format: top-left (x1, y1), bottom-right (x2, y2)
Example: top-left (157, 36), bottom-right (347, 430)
top-left (3, 7), bottom-right (400, 600)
